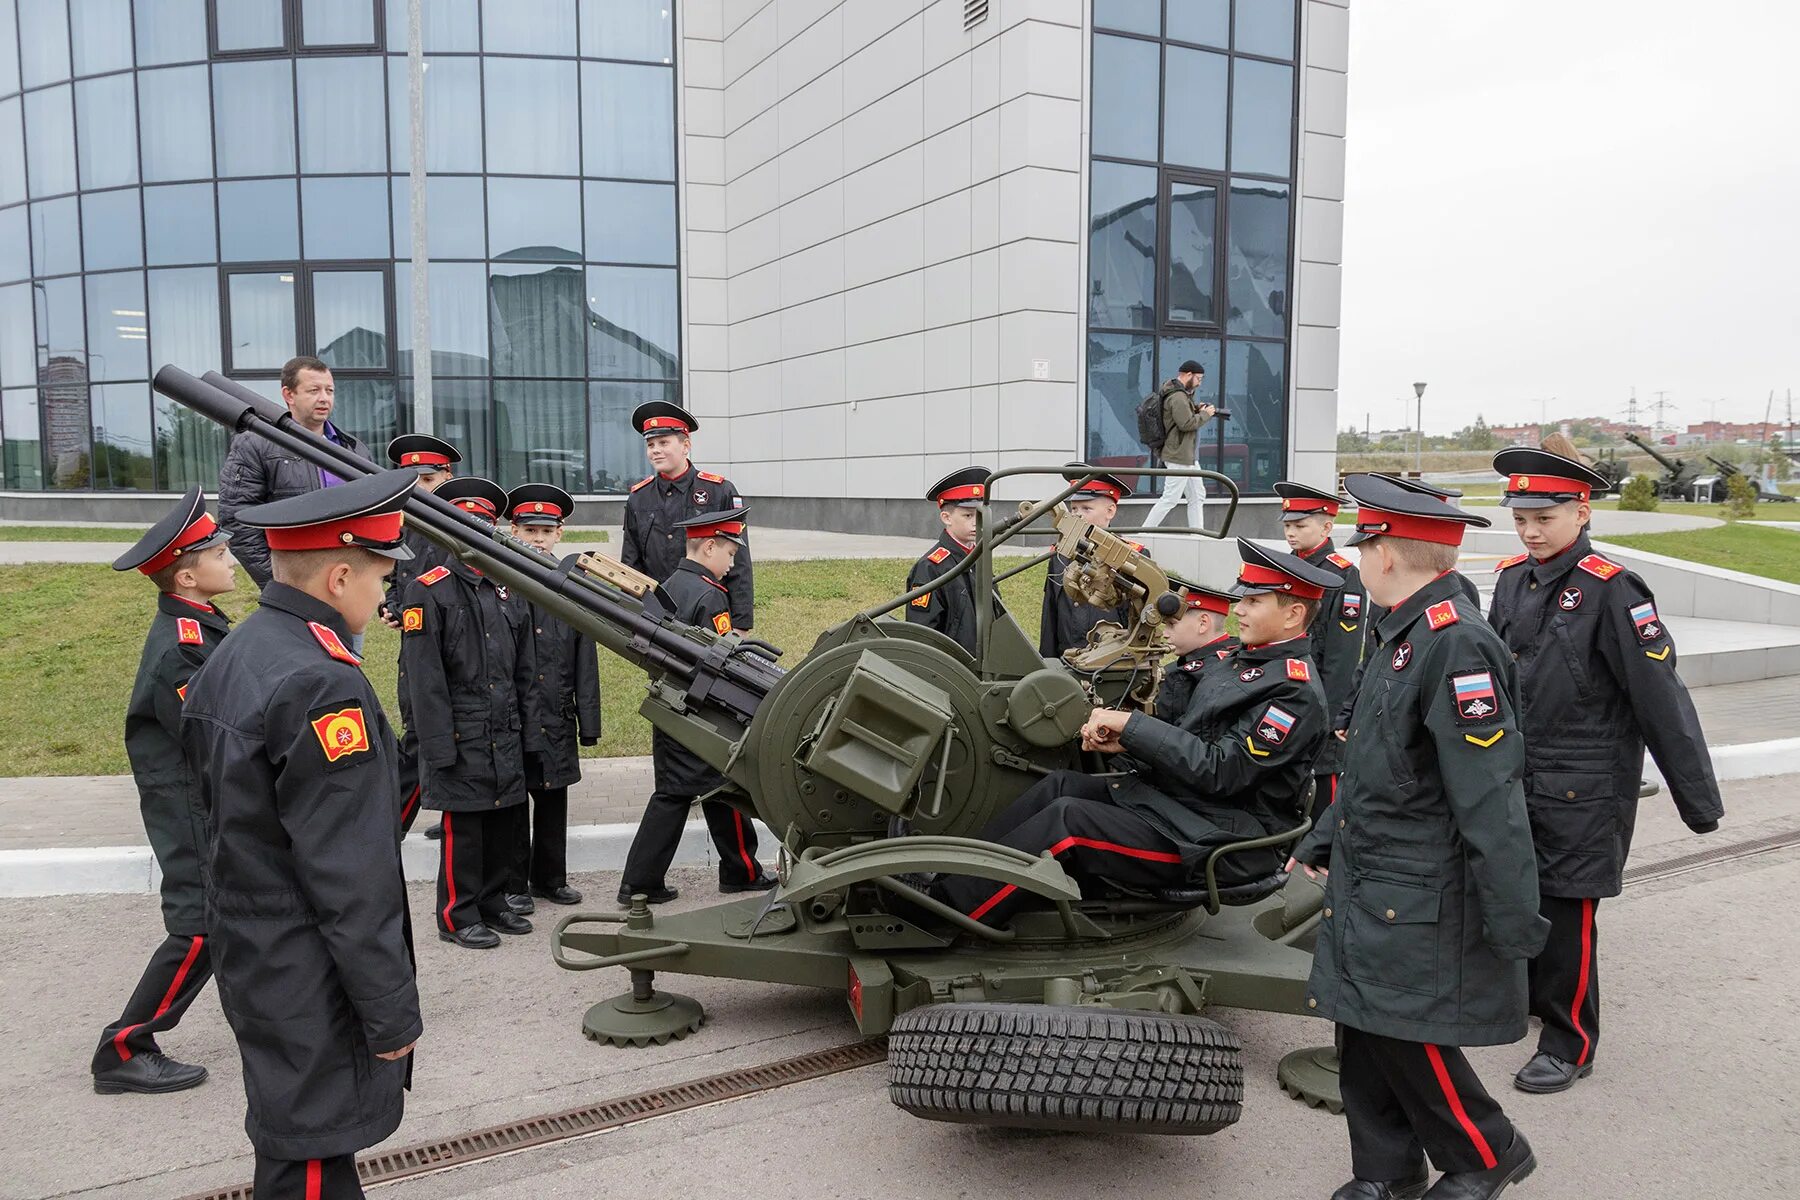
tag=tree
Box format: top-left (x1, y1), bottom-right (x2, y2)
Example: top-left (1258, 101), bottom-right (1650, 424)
top-left (1456, 415), bottom-right (1496, 451)
top-left (1337, 426), bottom-right (1371, 453)
top-left (1722, 471), bottom-right (1757, 520)
top-left (1618, 475), bottom-right (1659, 512)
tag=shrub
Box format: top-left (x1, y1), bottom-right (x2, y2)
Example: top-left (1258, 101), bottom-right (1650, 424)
top-left (1722, 472), bottom-right (1757, 521)
top-left (1618, 475), bottom-right (1659, 512)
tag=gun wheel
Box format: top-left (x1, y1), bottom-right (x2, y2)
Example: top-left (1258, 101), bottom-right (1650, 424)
top-left (888, 1002), bottom-right (1243, 1135)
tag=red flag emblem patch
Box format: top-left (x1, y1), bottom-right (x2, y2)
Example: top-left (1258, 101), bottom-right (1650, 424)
top-left (311, 706), bottom-right (371, 763)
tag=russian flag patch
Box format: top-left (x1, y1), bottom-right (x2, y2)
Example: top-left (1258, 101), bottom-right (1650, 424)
top-left (1256, 704), bottom-right (1297, 745)
top-left (1630, 600), bottom-right (1663, 642)
top-left (1452, 671), bottom-right (1498, 722)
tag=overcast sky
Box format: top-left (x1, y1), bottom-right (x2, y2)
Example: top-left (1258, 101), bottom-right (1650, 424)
top-left (1337, 0), bottom-right (1800, 435)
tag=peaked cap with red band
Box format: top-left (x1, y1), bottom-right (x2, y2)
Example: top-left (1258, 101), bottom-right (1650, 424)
top-left (506, 481), bottom-right (574, 527)
top-left (1230, 537), bottom-right (1344, 601)
top-left (675, 504), bottom-right (751, 546)
top-left (1492, 446), bottom-right (1610, 509)
top-left (630, 400), bottom-right (699, 440)
top-left (1342, 472), bottom-right (1491, 548)
top-left (927, 465), bottom-right (992, 508)
top-left (112, 486), bottom-right (233, 575)
top-left (239, 468), bottom-right (417, 559)
top-left (1273, 480), bottom-right (1343, 522)
top-left (1060, 462), bottom-right (1134, 502)
top-left (1166, 571), bottom-right (1235, 616)
top-left (386, 433), bottom-right (462, 475)
top-left (436, 476), bottom-right (507, 522)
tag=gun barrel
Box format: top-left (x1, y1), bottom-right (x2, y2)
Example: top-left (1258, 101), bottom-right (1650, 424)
top-left (1624, 431), bottom-right (1681, 472)
top-left (1706, 456), bottom-right (1740, 476)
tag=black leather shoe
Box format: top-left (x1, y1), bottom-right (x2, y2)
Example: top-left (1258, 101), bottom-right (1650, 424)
top-left (439, 924), bottom-right (500, 949)
top-left (1513, 1050), bottom-right (1591, 1093)
top-left (617, 885), bottom-right (679, 905)
top-left (1330, 1163), bottom-right (1429, 1200)
top-left (487, 911), bottom-right (533, 935)
top-left (1423, 1131), bottom-right (1535, 1199)
top-left (532, 884), bottom-right (583, 905)
top-left (719, 872), bottom-right (779, 893)
top-left (504, 892), bottom-right (535, 915)
top-left (423, 821), bottom-right (443, 840)
top-left (93, 1051), bottom-right (207, 1095)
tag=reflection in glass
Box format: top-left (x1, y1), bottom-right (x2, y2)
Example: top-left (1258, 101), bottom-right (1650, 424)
top-left (25, 85), bottom-right (76, 198)
top-left (302, 0), bottom-right (377, 46)
top-left (387, 56), bottom-right (482, 173)
top-left (1165, 179), bottom-right (1217, 324)
top-left (1092, 0), bottom-right (1157, 36)
top-left (397, 377), bottom-right (490, 475)
top-left (489, 263), bottom-right (585, 378)
top-left (213, 60), bottom-right (296, 176)
top-left (485, 57), bottom-right (580, 176)
top-left (154, 391), bottom-right (228, 489)
top-left (219, 179), bottom-right (299, 261)
top-left (1162, 46), bottom-right (1227, 170)
top-left (1157, 335), bottom-right (1227, 489)
top-left (0, 99), bottom-right (24, 207)
top-left (82, 188), bottom-right (143, 271)
top-left (483, 0), bottom-right (575, 56)
top-left (580, 0), bottom-right (673, 62)
top-left (18, 0), bottom-right (71, 90)
top-left (1087, 162), bottom-right (1156, 330)
top-left (587, 380), bottom-right (673, 491)
top-left (299, 57), bottom-right (386, 172)
top-left (329, 377), bottom-right (396, 449)
top-left (1227, 180), bottom-right (1289, 338)
top-left (227, 273), bottom-right (298, 372)
top-left (392, 174), bottom-right (485, 259)
top-left (1083, 331), bottom-right (1156, 473)
top-left (584, 181), bottom-right (677, 265)
top-left (385, 0), bottom-right (479, 51)
top-left (395, 261), bottom-right (489, 375)
top-left (72, 0), bottom-right (135, 75)
top-left (145, 183), bottom-right (216, 265)
top-left (302, 176), bottom-right (390, 259)
top-left (135, 0), bottom-right (209, 66)
top-left (1230, 59), bottom-right (1293, 177)
top-left (496, 379), bottom-right (585, 491)
top-left (1234, 0), bottom-right (1296, 60)
top-left (138, 66), bottom-right (213, 181)
top-left (0, 209), bottom-right (25, 282)
top-left (92, 383), bottom-right (155, 488)
top-left (581, 62), bottom-right (675, 180)
top-left (31, 196), bottom-right (83, 276)
top-left (1091, 35), bottom-right (1158, 162)
top-left (0, 284), bottom-right (34, 386)
top-left (1224, 339), bottom-right (1286, 491)
top-left (148, 267), bottom-right (222, 375)
top-left (42, 379), bottom-right (90, 488)
top-left (215, 0), bottom-right (286, 52)
top-left (488, 177), bottom-right (581, 262)
top-left (585, 266), bottom-right (678, 380)
top-left (85, 272), bottom-right (149, 381)
top-left (313, 271), bottom-right (389, 370)
top-left (0, 2), bottom-right (17, 96)
top-left (1167, 0), bottom-right (1229, 47)
top-left (3, 390), bottom-right (45, 489)
top-left (76, 74), bottom-right (140, 189)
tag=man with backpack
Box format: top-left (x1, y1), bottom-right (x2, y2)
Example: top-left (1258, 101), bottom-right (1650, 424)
top-left (1138, 360), bottom-right (1216, 530)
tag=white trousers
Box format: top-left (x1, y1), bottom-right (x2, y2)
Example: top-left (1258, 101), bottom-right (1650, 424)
top-left (1142, 472), bottom-right (1206, 530)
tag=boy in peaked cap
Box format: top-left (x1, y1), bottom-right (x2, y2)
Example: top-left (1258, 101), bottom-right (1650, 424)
top-left (905, 466), bottom-right (991, 656)
top-left (1040, 463), bottom-right (1151, 659)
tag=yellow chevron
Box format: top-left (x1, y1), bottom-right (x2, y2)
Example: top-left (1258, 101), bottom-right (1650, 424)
top-left (1245, 735), bottom-right (1270, 758)
top-left (1339, 621), bottom-right (1359, 633)
top-left (1644, 645), bottom-right (1671, 661)
top-left (1463, 729), bottom-right (1505, 748)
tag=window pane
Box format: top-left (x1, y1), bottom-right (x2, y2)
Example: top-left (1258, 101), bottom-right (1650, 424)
top-left (485, 57), bottom-right (579, 176)
top-left (0, 1), bottom-right (18, 96)
top-left (0, 99), bottom-right (25, 207)
top-left (72, 0), bottom-right (135, 75)
top-left (584, 180), bottom-right (675, 264)
top-left (1091, 35), bottom-right (1158, 162)
top-left (219, 178), bottom-right (298, 261)
top-left (387, 55), bottom-right (482, 172)
top-left (82, 188), bottom-right (143, 271)
top-left (299, 57), bottom-right (386, 172)
top-left (488, 176), bottom-right (580, 262)
top-left (85, 271), bottom-right (149, 380)
top-left (135, 0), bottom-right (208, 66)
top-left (587, 380), bottom-right (670, 492)
top-left (1092, 0), bottom-right (1157, 36)
top-left (1083, 331), bottom-right (1155, 474)
top-left (1227, 179), bottom-right (1289, 338)
top-left (585, 265), bottom-right (677, 379)
top-left (302, 0), bottom-right (377, 46)
top-left (384, 0), bottom-right (478, 51)
top-left (400, 376), bottom-right (491, 476)
top-left (392, 174), bottom-right (486, 258)
top-left (483, 0), bottom-right (575, 55)
top-left (1167, 0), bottom-right (1228, 47)
top-left (76, 73), bottom-right (140, 189)
top-left (1224, 339), bottom-right (1285, 492)
top-left (0, 284), bottom-right (34, 386)
top-left (3, 390), bottom-right (44, 488)
top-left (148, 266), bottom-right (222, 374)
top-left (313, 270), bottom-right (388, 369)
top-left (25, 84), bottom-right (76, 197)
top-left (489, 263), bottom-right (585, 377)
top-left (43, 379), bottom-right (90, 487)
top-left (154, 389), bottom-right (226, 488)
top-left (0, 209), bottom-right (27, 282)
top-left (580, 0), bottom-right (673, 62)
top-left (215, 0), bottom-right (286, 51)
top-left (213, 60), bottom-right (296, 177)
top-left (227, 272), bottom-right (297, 371)
top-left (1162, 46), bottom-right (1226, 170)
top-left (496, 379), bottom-right (585, 491)
top-left (395, 260), bottom-right (489, 375)
top-left (581, 61), bottom-right (674, 180)
top-left (145, 183), bottom-right (215, 264)
top-left (1165, 179), bottom-right (1217, 324)
top-left (1087, 162), bottom-right (1155, 330)
top-left (1235, 0), bottom-right (1295, 60)
top-left (18, 0), bottom-right (71, 90)
top-left (301, 175), bottom-right (390, 259)
top-left (329, 377), bottom-right (396, 449)
top-left (1230, 59), bottom-right (1293, 177)
top-left (138, 66), bottom-right (213, 181)
top-left (92, 382), bottom-right (154, 487)
top-left (31, 196), bottom-right (83, 276)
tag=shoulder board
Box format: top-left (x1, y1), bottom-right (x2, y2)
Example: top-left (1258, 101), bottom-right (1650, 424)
top-left (1426, 600), bottom-right (1460, 630)
top-left (927, 546), bottom-right (951, 564)
top-left (1577, 553), bottom-right (1622, 580)
top-left (307, 621), bottom-right (362, 665)
top-left (1494, 553), bottom-right (1529, 572)
top-left (418, 565), bottom-right (451, 586)
top-left (1286, 658), bottom-right (1311, 682)
top-left (1326, 552), bottom-right (1352, 570)
top-left (629, 475), bottom-right (654, 493)
top-left (696, 470), bottom-right (726, 484)
top-left (176, 616), bottom-right (204, 645)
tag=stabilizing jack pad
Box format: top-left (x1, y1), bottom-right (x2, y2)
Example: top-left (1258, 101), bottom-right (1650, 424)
top-left (1278, 1044), bottom-right (1343, 1114)
top-left (583, 969), bottom-right (706, 1048)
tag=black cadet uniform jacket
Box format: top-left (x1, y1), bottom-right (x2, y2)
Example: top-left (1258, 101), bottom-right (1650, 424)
top-left (1488, 531), bottom-right (1722, 898)
top-left (522, 554), bottom-right (603, 790)
top-left (649, 558), bottom-right (736, 795)
top-left (1155, 635), bottom-right (1239, 718)
top-left (398, 560), bottom-right (535, 812)
top-left (181, 584), bottom-right (421, 1159)
top-left (1295, 539), bottom-right (1366, 774)
top-left (1038, 540), bottom-right (1145, 660)
top-left (905, 531), bottom-right (981, 655)
top-left (623, 464), bottom-right (754, 629)
top-left (1297, 573), bottom-right (1549, 1047)
top-left (126, 593), bottom-right (230, 935)
top-left (1110, 639), bottom-right (1326, 882)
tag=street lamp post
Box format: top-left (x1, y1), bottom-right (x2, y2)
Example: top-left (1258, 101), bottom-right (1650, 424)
top-left (1413, 381), bottom-right (1428, 473)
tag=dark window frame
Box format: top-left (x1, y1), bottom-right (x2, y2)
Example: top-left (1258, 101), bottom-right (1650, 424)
top-left (219, 258), bottom-right (396, 378)
top-left (1155, 167), bottom-right (1227, 333)
top-left (206, 0), bottom-right (386, 60)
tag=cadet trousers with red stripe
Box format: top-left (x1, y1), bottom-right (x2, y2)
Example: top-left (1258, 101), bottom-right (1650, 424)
top-left (620, 794), bottom-right (764, 891)
top-left (934, 771), bottom-right (1188, 927)
top-left (1529, 894), bottom-right (1601, 1064)
top-left (1338, 1025), bottom-right (1518, 1178)
top-left (506, 785), bottom-right (571, 893)
top-left (435, 806), bottom-right (527, 933)
top-left (92, 933), bottom-right (212, 1073)
top-left (253, 1152), bottom-right (362, 1199)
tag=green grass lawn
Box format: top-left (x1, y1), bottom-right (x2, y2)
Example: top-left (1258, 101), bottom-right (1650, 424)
top-left (0, 557), bottom-right (1046, 777)
top-left (1602, 523), bottom-right (1800, 584)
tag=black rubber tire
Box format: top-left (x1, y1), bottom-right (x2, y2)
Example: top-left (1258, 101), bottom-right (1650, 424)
top-left (887, 1002), bottom-right (1244, 1135)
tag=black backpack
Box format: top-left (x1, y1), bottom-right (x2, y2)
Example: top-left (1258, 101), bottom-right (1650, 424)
top-left (1135, 387), bottom-right (1167, 452)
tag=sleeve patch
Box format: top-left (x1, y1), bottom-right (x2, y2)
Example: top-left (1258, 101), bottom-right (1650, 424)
top-left (1341, 593), bottom-right (1362, 619)
top-left (1254, 704), bottom-right (1297, 745)
top-left (418, 565), bottom-right (451, 586)
top-left (1494, 553), bottom-right (1529, 572)
top-left (629, 475), bottom-right (654, 492)
top-left (307, 621), bottom-right (363, 665)
top-left (1577, 553), bottom-right (1622, 580)
top-left (1327, 552), bottom-right (1352, 569)
top-left (910, 594), bottom-right (932, 608)
top-left (927, 546), bottom-right (951, 564)
top-left (1451, 670), bottom-right (1499, 723)
top-left (310, 705), bottom-right (372, 764)
top-left (176, 617), bottom-right (204, 645)
top-left (712, 611), bottom-right (733, 635)
top-left (1286, 658), bottom-right (1311, 682)
top-left (1426, 600), bottom-right (1460, 630)
top-left (1630, 600), bottom-right (1664, 642)
top-left (401, 606), bottom-right (425, 634)
top-left (697, 470), bottom-right (726, 483)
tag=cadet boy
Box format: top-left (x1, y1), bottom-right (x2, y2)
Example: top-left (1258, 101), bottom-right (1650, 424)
top-left (400, 477), bottom-right (536, 949)
top-left (1275, 481), bottom-right (1367, 818)
top-left (1154, 573), bottom-right (1239, 716)
top-left (1488, 447), bottom-right (1721, 1094)
top-left (1041, 464), bottom-right (1145, 659)
top-left (619, 506), bottom-right (775, 903)
top-left (504, 483), bottom-right (601, 909)
top-left (181, 470), bottom-right (421, 1200)
top-left (92, 489), bottom-right (235, 1096)
top-left (1295, 473), bottom-right (1545, 1200)
top-left (935, 540), bottom-right (1335, 927)
top-left (905, 466), bottom-right (991, 656)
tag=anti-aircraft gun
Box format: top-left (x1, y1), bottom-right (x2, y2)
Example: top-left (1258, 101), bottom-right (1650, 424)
top-left (155, 366), bottom-right (1332, 1138)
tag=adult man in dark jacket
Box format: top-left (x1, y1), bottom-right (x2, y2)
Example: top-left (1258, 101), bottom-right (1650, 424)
top-left (399, 477), bottom-right (536, 949)
top-left (1040, 465), bottom-right (1144, 659)
top-left (905, 466), bottom-right (990, 656)
top-left (1296, 473), bottom-right (1545, 1200)
top-left (181, 470), bottom-right (422, 1200)
top-left (1487, 447), bottom-right (1721, 1094)
top-left (216, 356), bottom-right (373, 588)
